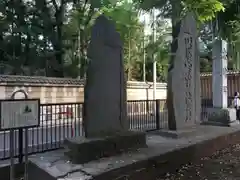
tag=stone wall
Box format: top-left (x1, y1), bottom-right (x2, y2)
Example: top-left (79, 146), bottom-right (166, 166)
top-left (3, 72), bottom-right (240, 104)
top-left (0, 75), bottom-right (167, 104)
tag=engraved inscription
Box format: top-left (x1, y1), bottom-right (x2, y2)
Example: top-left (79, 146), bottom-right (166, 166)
top-left (184, 35), bottom-right (193, 122)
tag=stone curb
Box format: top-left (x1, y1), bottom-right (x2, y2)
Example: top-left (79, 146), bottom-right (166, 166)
top-left (2, 128), bottom-right (240, 180)
top-left (94, 130), bottom-right (240, 180)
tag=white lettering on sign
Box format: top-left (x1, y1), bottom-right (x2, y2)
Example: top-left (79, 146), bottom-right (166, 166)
top-left (0, 99), bottom-right (40, 130)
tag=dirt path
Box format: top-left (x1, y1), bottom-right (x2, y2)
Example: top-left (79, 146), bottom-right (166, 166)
top-left (158, 144), bottom-right (240, 180)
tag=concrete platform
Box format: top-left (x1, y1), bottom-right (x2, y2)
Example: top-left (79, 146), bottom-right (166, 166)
top-left (202, 107), bottom-right (239, 127)
top-left (201, 120), bottom-right (240, 127)
top-left (64, 131), bottom-right (147, 164)
top-left (27, 125), bottom-right (240, 180)
top-left (149, 126), bottom-right (198, 138)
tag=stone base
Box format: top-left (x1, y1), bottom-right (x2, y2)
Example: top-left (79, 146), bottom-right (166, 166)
top-left (28, 125), bottom-right (240, 180)
top-left (201, 108), bottom-right (238, 127)
top-left (150, 126), bottom-right (198, 139)
top-left (64, 130), bottom-right (147, 164)
top-left (201, 120), bottom-right (240, 127)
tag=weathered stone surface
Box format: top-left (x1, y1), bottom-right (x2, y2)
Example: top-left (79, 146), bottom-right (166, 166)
top-left (28, 150), bottom-right (92, 180)
top-left (84, 15), bottom-right (128, 137)
top-left (64, 15), bottom-right (148, 165)
top-left (64, 131), bottom-right (147, 164)
top-left (212, 40), bottom-right (228, 108)
top-left (171, 12), bottom-right (201, 129)
top-left (202, 108), bottom-right (239, 126)
top-left (150, 126), bottom-right (198, 139)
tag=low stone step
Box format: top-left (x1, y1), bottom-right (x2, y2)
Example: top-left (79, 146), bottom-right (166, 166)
top-left (64, 131), bottom-right (147, 164)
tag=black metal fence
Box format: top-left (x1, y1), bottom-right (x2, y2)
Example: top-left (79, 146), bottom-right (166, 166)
top-left (3, 98), bottom-right (231, 161)
top-left (0, 99), bottom-right (168, 161)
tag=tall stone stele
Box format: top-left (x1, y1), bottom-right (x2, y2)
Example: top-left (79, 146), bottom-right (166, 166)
top-left (64, 15), bottom-right (146, 164)
top-left (84, 14), bottom-right (128, 137)
top-left (164, 12), bottom-right (201, 137)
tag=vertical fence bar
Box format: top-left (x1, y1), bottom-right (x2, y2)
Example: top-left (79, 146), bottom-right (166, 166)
top-left (24, 127), bottom-right (29, 180)
top-left (18, 128), bottom-right (23, 163)
top-left (50, 104), bottom-right (52, 148)
top-left (41, 105), bottom-right (44, 151)
top-left (54, 104), bottom-right (57, 148)
top-left (59, 104), bottom-right (62, 147)
top-left (155, 100), bottom-right (160, 130)
top-left (10, 130), bottom-right (15, 180)
top-left (36, 106), bottom-right (40, 152)
top-left (3, 131), bottom-right (6, 159)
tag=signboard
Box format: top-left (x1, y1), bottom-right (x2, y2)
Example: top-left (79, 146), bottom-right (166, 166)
top-left (0, 99), bottom-right (40, 130)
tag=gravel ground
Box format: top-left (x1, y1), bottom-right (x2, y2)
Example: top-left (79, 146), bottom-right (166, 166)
top-left (158, 144), bottom-right (240, 180)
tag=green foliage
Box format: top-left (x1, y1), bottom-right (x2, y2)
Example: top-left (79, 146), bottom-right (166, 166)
top-left (103, 2), bottom-right (144, 80)
top-left (182, 0), bottom-right (225, 22)
top-left (0, 0), bottom-right (231, 79)
top-left (216, 0), bottom-right (240, 70)
top-left (133, 0), bottom-right (225, 22)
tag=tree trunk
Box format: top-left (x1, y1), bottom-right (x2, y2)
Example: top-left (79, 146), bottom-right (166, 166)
top-left (54, 32), bottom-right (64, 77)
top-left (0, 33), bottom-right (4, 74)
top-left (24, 33), bottom-right (31, 75)
top-left (49, 0), bottom-right (65, 77)
top-left (167, 0), bottom-right (182, 130)
top-left (80, 31), bottom-right (87, 78)
top-left (54, 7), bottom-right (64, 77)
top-left (79, 8), bottom-right (94, 78)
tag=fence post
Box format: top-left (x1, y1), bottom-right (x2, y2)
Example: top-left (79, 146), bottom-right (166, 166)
top-left (155, 100), bottom-right (160, 130)
top-left (18, 128), bottom-right (23, 163)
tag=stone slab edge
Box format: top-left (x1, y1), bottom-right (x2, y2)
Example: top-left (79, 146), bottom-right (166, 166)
top-left (93, 130), bottom-right (240, 180)
top-left (27, 128), bottom-right (240, 180)
top-left (148, 129), bottom-right (197, 139)
top-left (201, 120), bottom-right (240, 127)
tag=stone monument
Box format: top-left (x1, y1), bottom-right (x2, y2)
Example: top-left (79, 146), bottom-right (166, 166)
top-left (157, 12), bottom-right (201, 138)
top-left (84, 14), bottom-right (128, 137)
top-left (204, 38), bottom-right (238, 126)
top-left (172, 12), bottom-right (201, 129)
top-left (64, 14), bottom-right (147, 164)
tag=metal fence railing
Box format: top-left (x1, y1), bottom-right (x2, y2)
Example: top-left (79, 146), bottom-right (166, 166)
top-left (0, 99), bottom-right (168, 161)
top-left (128, 100), bottom-right (168, 131)
top-left (2, 98), bottom-right (233, 161)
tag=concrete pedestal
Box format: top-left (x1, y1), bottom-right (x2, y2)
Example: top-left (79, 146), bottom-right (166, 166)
top-left (202, 108), bottom-right (239, 127)
top-left (64, 131), bottom-right (147, 164)
top-left (150, 126), bottom-right (198, 139)
top-left (27, 126), bottom-right (240, 180)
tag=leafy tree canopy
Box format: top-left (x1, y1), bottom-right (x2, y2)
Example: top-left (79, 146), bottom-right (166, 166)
top-left (133, 0), bottom-right (225, 22)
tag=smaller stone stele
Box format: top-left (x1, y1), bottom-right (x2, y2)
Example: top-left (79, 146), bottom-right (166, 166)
top-left (64, 14), bottom-right (147, 164)
top-left (64, 131), bottom-right (147, 164)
